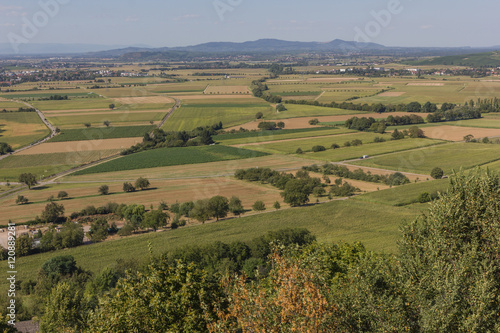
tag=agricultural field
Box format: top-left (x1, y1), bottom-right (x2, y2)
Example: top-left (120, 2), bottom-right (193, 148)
top-left (296, 138), bottom-right (445, 162)
top-left (17, 138), bottom-right (142, 155)
top-left (422, 125), bottom-right (500, 141)
top-left (351, 142), bottom-right (500, 175)
top-left (73, 145), bottom-right (270, 175)
top-left (48, 125), bottom-right (155, 142)
top-left (240, 131), bottom-right (393, 154)
top-left (204, 85), bottom-right (250, 94)
top-left (0, 150), bottom-right (122, 181)
top-left (162, 97), bottom-right (273, 131)
top-left (215, 127), bottom-right (355, 145)
top-left (0, 111), bottom-right (50, 148)
top-left (229, 111), bottom-right (422, 131)
top-left (47, 111), bottom-right (167, 128)
top-left (63, 154), bottom-right (318, 182)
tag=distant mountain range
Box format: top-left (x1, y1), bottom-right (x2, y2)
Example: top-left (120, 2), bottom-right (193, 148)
top-left (0, 39), bottom-right (499, 58)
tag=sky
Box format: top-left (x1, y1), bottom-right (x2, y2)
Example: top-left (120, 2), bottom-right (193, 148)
top-left (0, 0), bottom-right (499, 48)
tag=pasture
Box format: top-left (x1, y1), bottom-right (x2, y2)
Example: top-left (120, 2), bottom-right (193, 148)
top-left (204, 85), bottom-right (250, 94)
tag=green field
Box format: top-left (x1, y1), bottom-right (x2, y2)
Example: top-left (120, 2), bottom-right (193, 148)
top-left (0, 91), bottom-right (97, 99)
top-left (5, 198), bottom-right (423, 292)
top-left (355, 178), bottom-right (450, 206)
top-left (49, 125), bottom-right (155, 142)
top-left (73, 145), bottom-right (270, 175)
top-left (351, 142), bottom-right (500, 174)
top-left (162, 101), bottom-right (273, 131)
top-left (215, 127), bottom-right (355, 145)
top-left (31, 97), bottom-right (119, 111)
top-left (247, 132), bottom-right (394, 154)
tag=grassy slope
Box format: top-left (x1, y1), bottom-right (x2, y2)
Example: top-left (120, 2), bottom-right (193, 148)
top-left (6, 198), bottom-right (422, 292)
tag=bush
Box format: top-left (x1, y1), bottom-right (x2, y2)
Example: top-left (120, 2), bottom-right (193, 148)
top-left (308, 119), bottom-right (319, 125)
top-left (312, 145), bottom-right (326, 152)
top-left (255, 112), bottom-right (264, 119)
top-left (57, 191), bottom-right (69, 200)
top-left (296, 147), bottom-right (303, 154)
top-left (117, 224), bottom-right (134, 236)
top-left (374, 137), bottom-right (386, 143)
top-left (252, 201), bottom-right (266, 211)
top-left (16, 195), bottom-right (29, 205)
top-left (418, 192), bottom-right (431, 203)
top-left (330, 143), bottom-right (340, 149)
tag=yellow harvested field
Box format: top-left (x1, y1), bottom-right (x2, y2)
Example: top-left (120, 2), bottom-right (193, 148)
top-left (45, 110), bottom-right (166, 117)
top-left (407, 83), bottom-right (444, 86)
top-left (204, 85), bottom-right (250, 94)
top-left (113, 96), bottom-right (174, 104)
top-left (378, 92), bottom-right (406, 97)
top-left (17, 137), bottom-right (143, 155)
top-left (306, 77), bottom-right (359, 82)
top-left (228, 112), bottom-right (428, 131)
top-left (423, 125), bottom-right (500, 142)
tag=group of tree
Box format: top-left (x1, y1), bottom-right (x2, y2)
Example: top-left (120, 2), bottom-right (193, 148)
top-left (38, 94), bottom-right (68, 101)
top-left (257, 121), bottom-right (285, 130)
top-left (426, 106), bottom-right (482, 122)
top-left (5, 170), bottom-right (500, 332)
top-left (0, 142), bottom-right (13, 155)
top-left (345, 115), bottom-right (424, 133)
top-left (121, 124), bottom-right (221, 155)
top-left (235, 168), bottom-right (327, 206)
top-left (305, 163), bottom-right (410, 186)
top-left (391, 126), bottom-right (425, 140)
top-left (121, 177), bottom-right (151, 193)
top-left (251, 79), bottom-right (282, 103)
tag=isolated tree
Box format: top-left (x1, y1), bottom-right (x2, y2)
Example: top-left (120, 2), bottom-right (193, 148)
top-left (84, 123), bottom-right (91, 128)
top-left (0, 142), bottom-right (13, 155)
top-left (252, 200), bottom-right (266, 211)
top-left (208, 195), bottom-right (229, 221)
top-left (464, 134), bottom-right (474, 142)
top-left (57, 191), bottom-right (69, 200)
top-left (296, 147), bottom-right (303, 154)
top-left (99, 185), bottom-right (109, 195)
top-left (41, 202), bottom-right (65, 223)
top-left (229, 196), bottom-right (245, 216)
top-left (431, 167), bottom-right (444, 179)
top-left (103, 120), bottom-right (111, 127)
top-left (273, 201), bottom-right (281, 210)
top-left (123, 182), bottom-right (135, 193)
top-left (255, 112), bottom-right (263, 119)
top-left (16, 195), bottom-right (29, 205)
top-left (109, 104), bottom-right (115, 110)
top-left (135, 177), bottom-right (150, 191)
top-left (19, 173), bottom-right (37, 189)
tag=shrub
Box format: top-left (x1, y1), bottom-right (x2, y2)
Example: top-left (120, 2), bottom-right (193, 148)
top-left (330, 143), bottom-right (340, 149)
top-left (431, 167), bottom-right (444, 180)
top-left (296, 147), bottom-right (304, 154)
top-left (252, 201), bottom-right (266, 211)
top-left (99, 185), bottom-right (109, 195)
top-left (57, 191), bottom-right (69, 200)
top-left (312, 145), bottom-right (326, 152)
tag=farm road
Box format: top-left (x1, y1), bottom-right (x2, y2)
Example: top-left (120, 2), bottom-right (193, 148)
top-left (0, 100), bottom-right (58, 161)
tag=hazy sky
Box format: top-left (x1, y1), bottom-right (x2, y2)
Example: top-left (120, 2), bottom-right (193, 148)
top-left (0, 0), bottom-right (498, 48)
